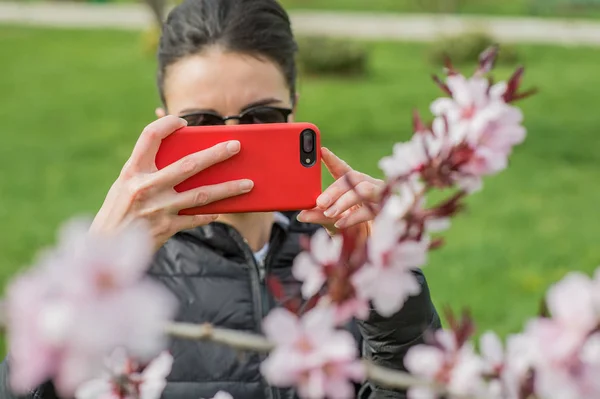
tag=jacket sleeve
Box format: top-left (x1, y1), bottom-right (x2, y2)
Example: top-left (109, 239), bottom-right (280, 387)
top-left (357, 269), bottom-right (442, 399)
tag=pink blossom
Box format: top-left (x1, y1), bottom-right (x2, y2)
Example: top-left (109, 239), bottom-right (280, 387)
top-left (404, 330), bottom-right (486, 399)
top-left (547, 272), bottom-right (598, 333)
top-left (429, 74), bottom-right (527, 182)
top-left (260, 307), bottom-right (365, 399)
top-left (480, 331), bottom-right (504, 375)
top-left (478, 331), bottom-right (526, 399)
top-left (430, 75), bottom-right (506, 125)
top-left (75, 350), bottom-right (173, 399)
top-left (351, 195), bottom-right (427, 317)
top-left (292, 229), bottom-right (343, 298)
top-left (332, 296), bottom-right (370, 325)
top-left (5, 217), bottom-right (177, 397)
top-left (379, 133), bottom-right (444, 181)
top-left (524, 272), bottom-right (598, 367)
top-left (532, 334), bottom-right (600, 399)
top-left (511, 272), bottom-right (600, 399)
top-left (459, 104), bottom-right (526, 177)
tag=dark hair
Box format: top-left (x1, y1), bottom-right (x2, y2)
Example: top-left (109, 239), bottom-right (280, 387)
top-left (157, 0), bottom-right (298, 106)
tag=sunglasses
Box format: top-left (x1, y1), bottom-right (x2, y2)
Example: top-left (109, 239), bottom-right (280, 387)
top-left (181, 106), bottom-right (293, 126)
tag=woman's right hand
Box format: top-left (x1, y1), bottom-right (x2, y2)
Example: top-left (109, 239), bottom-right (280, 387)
top-left (90, 115), bottom-right (253, 251)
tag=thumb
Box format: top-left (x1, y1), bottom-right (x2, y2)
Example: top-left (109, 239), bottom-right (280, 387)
top-left (155, 107), bottom-right (167, 119)
top-left (321, 147), bottom-right (352, 180)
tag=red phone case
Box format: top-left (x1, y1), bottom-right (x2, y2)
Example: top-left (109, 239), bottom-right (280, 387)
top-left (155, 122), bottom-right (322, 215)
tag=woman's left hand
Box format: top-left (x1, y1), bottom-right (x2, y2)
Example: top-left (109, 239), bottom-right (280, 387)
top-left (297, 147), bottom-right (384, 235)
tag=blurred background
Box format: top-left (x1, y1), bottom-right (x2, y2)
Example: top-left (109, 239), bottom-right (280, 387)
top-left (1, 0), bottom-right (600, 354)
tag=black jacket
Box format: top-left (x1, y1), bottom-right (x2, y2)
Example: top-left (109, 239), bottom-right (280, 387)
top-left (0, 212), bottom-right (441, 399)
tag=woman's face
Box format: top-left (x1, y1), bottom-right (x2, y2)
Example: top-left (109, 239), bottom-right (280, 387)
top-left (161, 48), bottom-right (294, 122)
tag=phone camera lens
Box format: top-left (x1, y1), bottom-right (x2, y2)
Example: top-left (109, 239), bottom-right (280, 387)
top-left (302, 131), bottom-right (314, 153)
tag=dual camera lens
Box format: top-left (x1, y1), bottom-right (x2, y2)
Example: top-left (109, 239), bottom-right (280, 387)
top-left (300, 129), bottom-right (316, 167)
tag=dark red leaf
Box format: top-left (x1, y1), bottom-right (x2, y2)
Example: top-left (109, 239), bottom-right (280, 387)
top-left (266, 276), bottom-right (286, 301)
top-left (299, 234), bottom-right (312, 252)
top-left (509, 87), bottom-right (538, 103)
top-left (477, 44), bottom-right (499, 75)
top-left (301, 293), bottom-right (322, 315)
top-left (456, 309), bottom-right (476, 347)
top-left (443, 55), bottom-right (458, 76)
top-left (432, 74), bottom-right (452, 96)
top-left (426, 190), bottom-right (467, 219)
top-left (413, 109), bottom-right (428, 134)
top-left (443, 306), bottom-right (475, 347)
top-left (284, 298), bottom-right (302, 314)
top-left (538, 297), bottom-right (550, 318)
top-left (519, 369), bottom-right (536, 399)
top-left (503, 66), bottom-right (533, 103)
top-left (429, 237), bottom-right (445, 250)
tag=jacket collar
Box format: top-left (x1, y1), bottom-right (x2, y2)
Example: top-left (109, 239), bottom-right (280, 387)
top-left (178, 212), bottom-right (294, 257)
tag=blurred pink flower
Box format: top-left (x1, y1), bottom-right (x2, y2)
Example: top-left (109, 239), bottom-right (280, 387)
top-left (478, 331), bottom-right (527, 399)
top-left (514, 272), bottom-right (600, 399)
top-left (75, 350), bottom-right (173, 399)
top-left (332, 296), bottom-right (370, 325)
top-left (351, 195), bottom-right (427, 317)
top-left (5, 217), bottom-right (177, 397)
top-left (260, 307), bottom-right (364, 399)
top-left (480, 331), bottom-right (504, 376)
top-left (532, 332), bottom-right (600, 399)
top-left (460, 105), bottom-right (525, 177)
top-left (429, 74), bottom-right (527, 184)
top-left (524, 272), bottom-right (598, 367)
top-left (292, 229), bottom-right (343, 299)
top-left (430, 75), bottom-right (506, 126)
top-left (379, 133), bottom-right (444, 181)
top-left (404, 330), bottom-right (486, 399)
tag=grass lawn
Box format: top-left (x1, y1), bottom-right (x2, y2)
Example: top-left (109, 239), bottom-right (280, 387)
top-left (1, 25), bottom-right (600, 356)
top-left (9, 0), bottom-right (600, 19)
top-left (279, 0), bottom-right (600, 19)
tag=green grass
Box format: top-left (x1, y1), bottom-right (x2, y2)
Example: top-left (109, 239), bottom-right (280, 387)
top-left (1, 25), bottom-right (600, 355)
top-left (280, 0), bottom-right (600, 19)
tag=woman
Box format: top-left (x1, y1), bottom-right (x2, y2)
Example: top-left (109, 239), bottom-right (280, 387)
top-left (0, 0), bottom-right (441, 398)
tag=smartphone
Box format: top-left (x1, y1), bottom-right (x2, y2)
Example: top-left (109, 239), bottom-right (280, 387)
top-left (155, 122), bottom-right (322, 215)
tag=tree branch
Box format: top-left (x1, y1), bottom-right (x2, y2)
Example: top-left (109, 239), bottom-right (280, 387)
top-left (164, 322), bottom-right (275, 352)
top-left (165, 321), bottom-right (453, 395)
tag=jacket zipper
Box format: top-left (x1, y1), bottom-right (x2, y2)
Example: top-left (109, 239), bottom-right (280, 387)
top-left (226, 226), bottom-right (286, 399)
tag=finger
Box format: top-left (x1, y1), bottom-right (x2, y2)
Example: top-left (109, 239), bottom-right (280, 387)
top-left (169, 179), bottom-right (254, 211)
top-left (150, 140), bottom-right (241, 189)
top-left (322, 181), bottom-right (381, 219)
top-left (321, 147), bottom-right (352, 180)
top-left (170, 214), bottom-right (219, 233)
top-left (155, 108), bottom-right (167, 119)
top-left (296, 208), bottom-right (332, 225)
top-left (322, 147), bottom-right (383, 186)
top-left (334, 206), bottom-right (375, 230)
top-left (129, 115), bottom-right (187, 171)
top-left (316, 170), bottom-right (367, 209)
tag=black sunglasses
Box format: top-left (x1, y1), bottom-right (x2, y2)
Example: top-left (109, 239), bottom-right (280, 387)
top-left (181, 106), bottom-right (292, 126)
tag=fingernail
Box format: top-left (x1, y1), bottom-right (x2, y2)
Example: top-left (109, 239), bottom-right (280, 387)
top-left (296, 213), bottom-right (307, 222)
top-left (179, 118), bottom-right (188, 126)
top-left (334, 219), bottom-right (346, 229)
top-left (324, 207), bottom-right (337, 218)
top-left (317, 194), bottom-right (331, 208)
top-left (239, 180), bottom-right (254, 192)
top-left (227, 141), bottom-right (241, 153)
